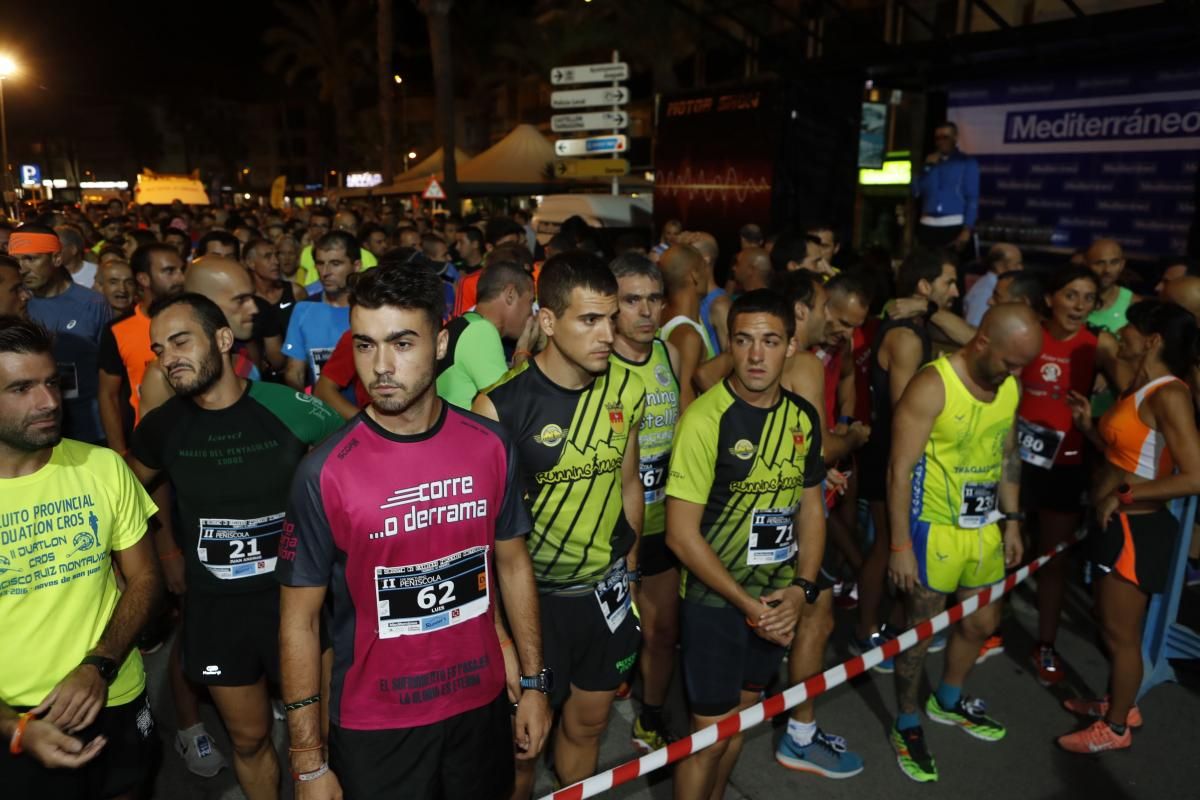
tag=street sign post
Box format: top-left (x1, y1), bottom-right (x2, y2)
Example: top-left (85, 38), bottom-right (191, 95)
top-left (554, 135), bottom-right (628, 157)
top-left (422, 176), bottom-right (445, 201)
top-left (550, 87), bottom-right (628, 110)
top-left (550, 62), bottom-right (630, 85)
top-left (553, 159), bottom-right (631, 179)
top-left (550, 111), bottom-right (629, 133)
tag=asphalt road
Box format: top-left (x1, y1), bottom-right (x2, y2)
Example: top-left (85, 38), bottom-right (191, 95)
top-left (145, 568), bottom-right (1200, 800)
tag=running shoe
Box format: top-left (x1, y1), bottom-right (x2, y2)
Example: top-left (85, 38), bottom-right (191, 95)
top-left (833, 581), bottom-right (859, 610)
top-left (925, 695), bottom-right (1006, 741)
top-left (1062, 696), bottom-right (1143, 728)
top-left (976, 634), bottom-right (1005, 665)
top-left (175, 726), bottom-right (227, 778)
top-left (850, 630), bottom-right (894, 673)
top-left (631, 714), bottom-right (675, 754)
top-left (1030, 644), bottom-right (1065, 686)
top-left (1057, 719), bottom-right (1132, 753)
top-left (928, 631), bottom-right (948, 654)
top-left (776, 729), bottom-right (864, 778)
top-left (890, 725), bottom-right (937, 782)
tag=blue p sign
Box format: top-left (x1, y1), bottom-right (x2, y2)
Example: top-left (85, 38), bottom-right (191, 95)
top-left (19, 164), bottom-right (40, 186)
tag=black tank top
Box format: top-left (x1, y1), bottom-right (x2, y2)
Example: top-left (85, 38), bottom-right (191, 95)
top-left (865, 316), bottom-right (932, 458)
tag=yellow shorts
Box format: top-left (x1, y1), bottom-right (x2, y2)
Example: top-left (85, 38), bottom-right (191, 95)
top-left (910, 520), bottom-right (1004, 594)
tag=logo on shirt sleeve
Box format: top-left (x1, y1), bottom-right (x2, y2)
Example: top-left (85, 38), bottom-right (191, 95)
top-left (534, 424), bottom-right (564, 447)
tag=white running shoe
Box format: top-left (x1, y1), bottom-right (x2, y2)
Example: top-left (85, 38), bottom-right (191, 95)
top-left (175, 725), bottom-right (227, 778)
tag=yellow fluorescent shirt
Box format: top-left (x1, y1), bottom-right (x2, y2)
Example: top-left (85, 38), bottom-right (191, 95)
top-left (0, 440), bottom-right (158, 707)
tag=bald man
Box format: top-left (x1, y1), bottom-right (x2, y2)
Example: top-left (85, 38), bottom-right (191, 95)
top-left (963, 243), bottom-right (1022, 327)
top-left (886, 302), bottom-right (1041, 782)
top-left (139, 257), bottom-right (262, 417)
top-left (1086, 239), bottom-right (1136, 334)
top-left (659, 244), bottom-right (713, 410)
top-left (732, 246), bottom-right (773, 293)
top-left (679, 230), bottom-right (732, 353)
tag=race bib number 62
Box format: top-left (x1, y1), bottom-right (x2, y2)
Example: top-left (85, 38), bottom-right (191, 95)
top-left (375, 546), bottom-right (490, 638)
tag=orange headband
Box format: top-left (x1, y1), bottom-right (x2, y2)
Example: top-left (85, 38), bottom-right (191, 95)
top-left (8, 232), bottom-right (62, 255)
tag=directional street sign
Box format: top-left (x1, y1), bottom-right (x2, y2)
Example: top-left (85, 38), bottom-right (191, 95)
top-left (554, 135), bottom-right (628, 157)
top-left (550, 62), bottom-right (630, 85)
top-left (554, 159), bottom-right (631, 179)
top-left (550, 111), bottom-right (629, 133)
top-left (550, 87), bottom-right (629, 110)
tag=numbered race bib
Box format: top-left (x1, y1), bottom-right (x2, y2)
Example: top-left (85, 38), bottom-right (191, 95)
top-left (593, 562), bottom-right (631, 634)
top-left (1017, 417), bottom-right (1065, 470)
top-left (197, 513), bottom-right (283, 580)
top-left (310, 347), bottom-right (334, 381)
top-left (747, 507), bottom-right (797, 566)
top-left (375, 546), bottom-right (489, 638)
top-left (58, 362), bottom-right (80, 400)
top-left (639, 453), bottom-right (669, 505)
top-left (958, 482), bottom-right (1000, 529)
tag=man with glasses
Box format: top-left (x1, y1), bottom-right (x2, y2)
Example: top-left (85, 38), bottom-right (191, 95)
top-left (913, 121), bottom-right (980, 253)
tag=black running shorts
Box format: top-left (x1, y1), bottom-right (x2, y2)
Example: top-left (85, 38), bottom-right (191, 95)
top-left (679, 601), bottom-right (787, 717)
top-left (183, 587), bottom-right (280, 686)
top-left (329, 691), bottom-right (514, 800)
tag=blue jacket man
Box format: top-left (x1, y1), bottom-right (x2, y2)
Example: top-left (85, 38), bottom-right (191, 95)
top-left (913, 121), bottom-right (979, 251)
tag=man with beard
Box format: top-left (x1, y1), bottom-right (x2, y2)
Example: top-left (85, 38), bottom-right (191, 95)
top-left (129, 293), bottom-right (341, 800)
top-left (279, 265), bottom-right (549, 799)
top-left (474, 252), bottom-right (645, 798)
top-left (98, 243), bottom-right (186, 453)
top-left (13, 226), bottom-right (111, 445)
top-left (283, 232), bottom-right (358, 391)
top-left (0, 256), bottom-right (30, 317)
top-left (1086, 238), bottom-right (1136, 334)
top-left (136, 257), bottom-right (264, 419)
top-left (886, 303), bottom-right (1040, 783)
top-left (0, 316), bottom-right (162, 799)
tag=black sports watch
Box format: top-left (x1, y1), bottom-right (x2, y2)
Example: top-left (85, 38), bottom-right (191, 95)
top-left (519, 667), bottom-right (554, 695)
top-left (1002, 512), bottom-right (1026, 523)
top-left (791, 577), bottom-right (820, 605)
top-left (81, 655), bottom-right (119, 685)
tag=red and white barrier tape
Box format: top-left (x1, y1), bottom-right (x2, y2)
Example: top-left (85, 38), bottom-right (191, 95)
top-left (540, 537), bottom-right (1078, 800)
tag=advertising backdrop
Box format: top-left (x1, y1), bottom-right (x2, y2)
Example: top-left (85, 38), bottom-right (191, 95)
top-left (949, 64), bottom-right (1200, 257)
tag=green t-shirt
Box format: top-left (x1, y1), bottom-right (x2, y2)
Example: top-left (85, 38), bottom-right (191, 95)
top-left (436, 311), bottom-right (509, 409)
top-left (295, 245), bottom-right (379, 287)
top-left (131, 381), bottom-right (343, 594)
top-left (666, 381), bottom-right (823, 608)
top-left (0, 440), bottom-right (157, 707)
top-left (486, 359), bottom-right (646, 588)
top-left (610, 340), bottom-right (679, 537)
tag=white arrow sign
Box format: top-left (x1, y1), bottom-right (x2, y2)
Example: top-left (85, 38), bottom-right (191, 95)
top-left (551, 62), bottom-right (630, 85)
top-left (554, 135), bottom-right (628, 157)
top-left (550, 87), bottom-right (629, 110)
top-left (550, 111), bottom-right (629, 133)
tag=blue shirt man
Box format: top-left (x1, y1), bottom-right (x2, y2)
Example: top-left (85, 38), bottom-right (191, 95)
top-left (913, 121), bottom-right (980, 251)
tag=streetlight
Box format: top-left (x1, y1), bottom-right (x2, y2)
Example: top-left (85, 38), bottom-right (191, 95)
top-left (403, 150), bottom-right (417, 171)
top-left (0, 54), bottom-right (18, 218)
top-left (394, 74), bottom-right (407, 140)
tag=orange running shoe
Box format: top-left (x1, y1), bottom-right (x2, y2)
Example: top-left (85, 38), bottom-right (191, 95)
top-left (1057, 719), bottom-right (1132, 753)
top-left (975, 635), bottom-right (1005, 664)
top-left (1062, 696), bottom-right (1143, 728)
top-left (1029, 644), bottom-right (1065, 686)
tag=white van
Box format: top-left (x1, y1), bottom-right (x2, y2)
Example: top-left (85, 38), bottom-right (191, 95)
top-left (531, 194), bottom-right (653, 245)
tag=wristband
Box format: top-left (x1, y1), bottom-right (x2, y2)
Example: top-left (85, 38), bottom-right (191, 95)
top-left (499, 638), bottom-right (513, 650)
top-left (293, 762), bottom-right (330, 783)
top-left (889, 541), bottom-right (912, 553)
top-left (837, 415), bottom-right (855, 426)
top-left (513, 349), bottom-right (533, 360)
top-left (283, 694), bottom-right (320, 712)
top-left (287, 742), bottom-right (324, 753)
top-left (1117, 483), bottom-right (1135, 506)
top-left (9, 712), bottom-right (34, 755)
top-left (159, 548), bottom-right (182, 561)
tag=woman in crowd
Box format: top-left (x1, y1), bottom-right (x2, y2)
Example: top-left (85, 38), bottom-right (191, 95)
top-left (1060, 299), bottom-right (1200, 753)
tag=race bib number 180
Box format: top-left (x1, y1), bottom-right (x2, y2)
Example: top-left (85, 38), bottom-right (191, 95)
top-left (1017, 417), bottom-right (1064, 470)
top-left (375, 546), bottom-right (490, 638)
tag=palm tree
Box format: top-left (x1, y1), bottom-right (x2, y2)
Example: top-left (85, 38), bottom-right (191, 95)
top-left (264, 0), bottom-right (371, 175)
top-left (377, 0), bottom-right (395, 184)
top-left (418, 0), bottom-right (457, 210)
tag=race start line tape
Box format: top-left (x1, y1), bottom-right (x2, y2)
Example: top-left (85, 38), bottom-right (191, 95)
top-left (540, 537), bottom-right (1078, 800)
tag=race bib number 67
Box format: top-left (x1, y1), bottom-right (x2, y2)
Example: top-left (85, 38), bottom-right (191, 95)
top-left (375, 546), bottom-right (489, 638)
